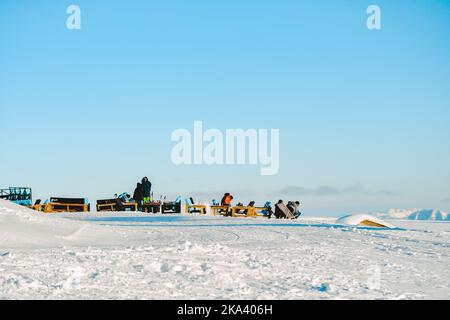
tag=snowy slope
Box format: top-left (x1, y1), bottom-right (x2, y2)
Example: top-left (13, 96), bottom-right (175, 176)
top-left (1, 199), bottom-right (449, 300)
top-left (0, 199), bottom-right (129, 248)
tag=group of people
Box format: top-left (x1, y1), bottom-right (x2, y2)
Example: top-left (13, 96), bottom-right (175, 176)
top-left (213, 193), bottom-right (301, 219)
top-left (275, 200), bottom-right (302, 219)
top-left (133, 177), bottom-right (152, 211)
top-left (113, 184), bottom-right (301, 218)
top-left (111, 177), bottom-right (152, 212)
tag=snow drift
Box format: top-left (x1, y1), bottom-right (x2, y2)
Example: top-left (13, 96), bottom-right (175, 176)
top-left (0, 199), bottom-right (123, 249)
top-left (337, 214), bottom-right (395, 228)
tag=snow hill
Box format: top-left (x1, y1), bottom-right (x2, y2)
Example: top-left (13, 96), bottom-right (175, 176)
top-left (0, 199), bottom-right (124, 248)
top-left (375, 209), bottom-right (449, 221)
top-left (336, 214), bottom-right (396, 229)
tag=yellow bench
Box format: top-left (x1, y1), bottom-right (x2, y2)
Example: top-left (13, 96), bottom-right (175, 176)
top-left (252, 207), bottom-right (270, 217)
top-left (96, 202), bottom-right (138, 212)
top-left (43, 202), bottom-right (89, 213)
top-left (185, 204), bottom-right (207, 214)
top-left (231, 206), bottom-right (269, 218)
top-left (231, 206), bottom-right (255, 218)
top-left (211, 205), bottom-right (231, 216)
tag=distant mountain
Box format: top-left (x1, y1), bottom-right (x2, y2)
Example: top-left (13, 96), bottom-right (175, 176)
top-left (375, 209), bottom-right (449, 221)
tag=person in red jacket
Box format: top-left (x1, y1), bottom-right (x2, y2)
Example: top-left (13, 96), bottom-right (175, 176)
top-left (220, 193), bottom-right (234, 216)
top-left (221, 193), bottom-right (233, 206)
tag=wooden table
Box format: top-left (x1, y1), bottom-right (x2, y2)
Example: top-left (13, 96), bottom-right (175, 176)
top-left (143, 202), bottom-right (161, 213)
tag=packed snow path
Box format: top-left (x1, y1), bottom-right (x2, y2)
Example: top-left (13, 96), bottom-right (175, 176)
top-left (1, 200), bottom-right (449, 299)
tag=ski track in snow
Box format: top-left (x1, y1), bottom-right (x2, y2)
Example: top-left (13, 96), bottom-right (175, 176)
top-left (0, 201), bottom-right (449, 300)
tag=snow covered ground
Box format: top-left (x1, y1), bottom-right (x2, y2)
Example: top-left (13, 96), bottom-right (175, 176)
top-left (1, 199), bottom-right (449, 300)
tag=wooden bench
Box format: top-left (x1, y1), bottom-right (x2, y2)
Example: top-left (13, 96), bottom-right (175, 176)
top-left (142, 202), bottom-right (161, 213)
top-left (231, 206), bottom-right (270, 218)
top-left (185, 204), bottom-right (207, 214)
top-left (42, 197), bottom-right (90, 213)
top-left (211, 205), bottom-right (231, 216)
top-left (252, 207), bottom-right (270, 218)
top-left (96, 202), bottom-right (138, 212)
top-left (185, 198), bottom-right (207, 214)
top-left (43, 202), bottom-right (89, 213)
top-left (231, 206), bottom-right (256, 218)
top-left (28, 200), bottom-right (43, 212)
top-left (29, 204), bottom-right (43, 211)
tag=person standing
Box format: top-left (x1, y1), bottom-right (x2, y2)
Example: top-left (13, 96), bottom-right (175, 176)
top-left (133, 183), bottom-right (144, 212)
top-left (141, 177), bottom-right (152, 203)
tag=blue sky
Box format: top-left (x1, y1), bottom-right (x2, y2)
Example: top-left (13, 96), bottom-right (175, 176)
top-left (1, 0), bottom-right (449, 216)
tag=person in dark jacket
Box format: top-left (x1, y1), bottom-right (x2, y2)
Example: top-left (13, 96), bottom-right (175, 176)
top-left (141, 177), bottom-right (152, 203)
top-left (133, 183), bottom-right (144, 212)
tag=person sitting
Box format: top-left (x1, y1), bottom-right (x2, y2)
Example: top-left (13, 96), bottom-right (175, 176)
top-left (221, 193), bottom-right (233, 206)
top-left (114, 193), bottom-right (125, 212)
top-left (220, 193), bottom-right (234, 216)
top-left (116, 192), bottom-right (131, 202)
top-left (262, 201), bottom-right (274, 219)
top-left (287, 201), bottom-right (302, 218)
